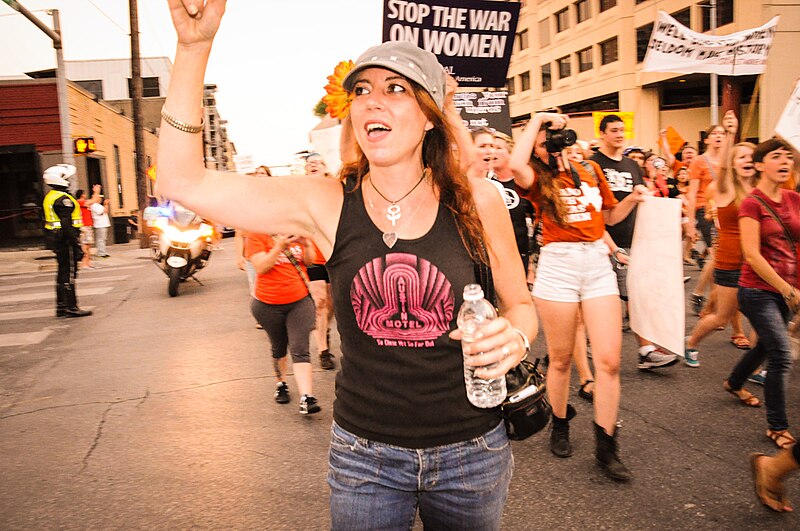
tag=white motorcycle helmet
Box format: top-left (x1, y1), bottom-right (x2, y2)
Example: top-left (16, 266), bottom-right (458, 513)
top-left (43, 164), bottom-right (76, 188)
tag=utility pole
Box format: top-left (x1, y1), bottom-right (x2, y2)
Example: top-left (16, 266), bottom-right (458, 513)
top-left (2, 1), bottom-right (75, 178)
top-left (128, 0), bottom-right (148, 248)
top-left (709, 0), bottom-right (719, 124)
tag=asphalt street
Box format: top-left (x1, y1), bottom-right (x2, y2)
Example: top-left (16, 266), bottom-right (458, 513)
top-left (0, 241), bottom-right (797, 530)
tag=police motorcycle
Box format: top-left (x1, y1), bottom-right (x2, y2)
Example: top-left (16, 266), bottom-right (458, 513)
top-left (144, 202), bottom-right (215, 297)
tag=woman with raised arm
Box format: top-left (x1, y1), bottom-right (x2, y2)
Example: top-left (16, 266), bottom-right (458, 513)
top-left (685, 111), bottom-right (756, 369)
top-left (158, 2), bottom-right (536, 529)
top-left (508, 111), bottom-right (646, 482)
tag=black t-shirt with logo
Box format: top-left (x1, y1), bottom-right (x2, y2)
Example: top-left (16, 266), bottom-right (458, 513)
top-left (487, 176), bottom-right (535, 257)
top-left (589, 151), bottom-right (644, 248)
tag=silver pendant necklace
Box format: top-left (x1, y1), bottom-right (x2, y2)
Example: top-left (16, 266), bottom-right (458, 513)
top-left (367, 172), bottom-right (428, 248)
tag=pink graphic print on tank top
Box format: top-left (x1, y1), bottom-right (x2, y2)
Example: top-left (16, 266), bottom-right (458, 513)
top-left (351, 253), bottom-right (455, 346)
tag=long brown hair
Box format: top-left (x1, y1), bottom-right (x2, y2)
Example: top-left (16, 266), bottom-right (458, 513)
top-left (338, 82), bottom-right (489, 262)
top-left (717, 142), bottom-right (755, 205)
top-left (528, 135), bottom-right (568, 226)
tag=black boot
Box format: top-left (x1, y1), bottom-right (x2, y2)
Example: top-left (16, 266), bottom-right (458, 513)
top-left (594, 422), bottom-right (631, 482)
top-left (550, 415), bottom-right (572, 457)
top-left (56, 284), bottom-right (68, 317)
top-left (64, 283), bottom-right (92, 318)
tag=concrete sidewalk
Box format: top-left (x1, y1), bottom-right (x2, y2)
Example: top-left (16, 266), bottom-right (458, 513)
top-left (0, 241), bottom-right (151, 276)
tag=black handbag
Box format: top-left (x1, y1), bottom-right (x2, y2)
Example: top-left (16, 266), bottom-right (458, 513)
top-left (473, 252), bottom-right (552, 441)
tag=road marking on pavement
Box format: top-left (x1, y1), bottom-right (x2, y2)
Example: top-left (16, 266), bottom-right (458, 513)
top-left (0, 287), bottom-right (113, 305)
top-left (0, 264), bottom-right (145, 280)
top-left (0, 329), bottom-right (53, 347)
top-left (0, 276), bottom-right (129, 292)
top-left (0, 306), bottom-right (96, 322)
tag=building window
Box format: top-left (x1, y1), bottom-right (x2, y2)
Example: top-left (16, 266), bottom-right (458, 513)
top-left (600, 37), bottom-right (618, 65)
top-left (520, 71), bottom-right (531, 92)
top-left (557, 56), bottom-right (572, 79)
top-left (636, 23), bottom-right (654, 63)
top-left (555, 8), bottom-right (569, 33)
top-left (75, 80), bottom-right (103, 100)
top-left (516, 29), bottom-right (529, 51)
top-left (538, 18), bottom-right (550, 47)
top-left (560, 92), bottom-right (620, 115)
top-left (507, 77), bottom-right (515, 96)
top-left (578, 47), bottom-right (593, 72)
top-left (701, 0), bottom-right (733, 31)
top-left (541, 64), bottom-right (551, 92)
top-left (113, 145), bottom-right (123, 208)
top-left (575, 0), bottom-right (590, 24)
top-left (672, 8), bottom-right (691, 28)
top-left (599, 0), bottom-right (617, 13)
top-left (127, 77), bottom-right (160, 98)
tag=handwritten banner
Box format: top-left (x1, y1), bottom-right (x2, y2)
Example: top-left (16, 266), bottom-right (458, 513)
top-left (382, 0), bottom-right (520, 87)
top-left (642, 11), bottom-right (779, 76)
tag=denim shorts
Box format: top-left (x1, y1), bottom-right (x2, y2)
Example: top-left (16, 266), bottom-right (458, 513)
top-left (328, 420), bottom-right (513, 531)
top-left (713, 268), bottom-right (740, 289)
top-left (534, 240), bottom-right (619, 303)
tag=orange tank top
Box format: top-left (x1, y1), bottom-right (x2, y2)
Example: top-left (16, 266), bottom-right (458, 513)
top-left (715, 202), bottom-right (742, 271)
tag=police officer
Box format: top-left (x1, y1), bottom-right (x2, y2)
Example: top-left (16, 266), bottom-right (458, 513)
top-left (42, 164), bottom-right (92, 318)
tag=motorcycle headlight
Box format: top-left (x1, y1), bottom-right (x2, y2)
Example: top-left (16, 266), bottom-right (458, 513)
top-left (165, 225), bottom-right (200, 244)
top-left (199, 223), bottom-right (215, 239)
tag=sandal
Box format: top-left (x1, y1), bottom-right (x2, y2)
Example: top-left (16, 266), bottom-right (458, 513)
top-left (750, 453), bottom-right (794, 512)
top-left (578, 380), bottom-right (594, 402)
top-left (731, 334), bottom-right (751, 349)
top-left (723, 380), bottom-right (762, 407)
top-left (766, 429), bottom-right (797, 450)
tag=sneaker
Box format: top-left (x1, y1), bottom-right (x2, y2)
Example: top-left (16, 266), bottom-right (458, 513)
top-left (320, 350), bottom-right (336, 371)
top-left (299, 394), bottom-right (321, 415)
top-left (274, 382), bottom-right (290, 404)
top-left (690, 294), bottom-right (706, 316)
top-left (747, 370), bottom-right (767, 386)
top-left (684, 347), bottom-right (700, 368)
top-left (638, 349), bottom-right (679, 370)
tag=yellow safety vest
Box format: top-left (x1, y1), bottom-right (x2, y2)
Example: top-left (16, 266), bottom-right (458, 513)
top-left (43, 190), bottom-right (83, 230)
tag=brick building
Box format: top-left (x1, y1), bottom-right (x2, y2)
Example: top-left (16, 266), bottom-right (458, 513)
top-left (0, 77), bottom-right (158, 246)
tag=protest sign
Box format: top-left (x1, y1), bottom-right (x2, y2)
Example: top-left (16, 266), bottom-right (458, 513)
top-left (665, 126), bottom-right (685, 155)
top-left (592, 112), bottom-right (635, 139)
top-left (382, 0), bottom-right (520, 87)
top-left (642, 11), bottom-right (779, 76)
top-left (628, 197), bottom-right (684, 356)
top-left (453, 90), bottom-right (511, 134)
top-left (775, 79), bottom-right (800, 153)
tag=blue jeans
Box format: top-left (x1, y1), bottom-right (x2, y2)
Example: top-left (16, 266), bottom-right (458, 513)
top-left (328, 420), bottom-right (513, 531)
top-left (729, 288), bottom-right (794, 431)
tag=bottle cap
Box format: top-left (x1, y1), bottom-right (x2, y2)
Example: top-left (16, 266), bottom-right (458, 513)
top-left (463, 283), bottom-right (484, 302)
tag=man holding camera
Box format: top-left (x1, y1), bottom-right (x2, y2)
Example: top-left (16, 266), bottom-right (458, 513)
top-left (590, 115), bottom-right (678, 370)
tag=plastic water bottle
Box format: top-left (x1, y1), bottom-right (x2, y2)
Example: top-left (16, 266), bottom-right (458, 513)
top-left (458, 284), bottom-right (507, 408)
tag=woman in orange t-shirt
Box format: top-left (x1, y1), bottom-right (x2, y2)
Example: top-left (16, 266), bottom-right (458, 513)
top-left (246, 233), bottom-right (320, 415)
top-left (510, 111), bottom-right (647, 482)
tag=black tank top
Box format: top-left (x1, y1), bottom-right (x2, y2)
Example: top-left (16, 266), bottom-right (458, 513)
top-left (327, 180), bottom-right (500, 448)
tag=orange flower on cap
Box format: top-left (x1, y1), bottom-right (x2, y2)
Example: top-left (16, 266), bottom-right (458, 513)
top-left (323, 60), bottom-right (354, 120)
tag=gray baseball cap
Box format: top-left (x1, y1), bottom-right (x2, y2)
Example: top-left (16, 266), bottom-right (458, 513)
top-left (342, 41), bottom-right (447, 110)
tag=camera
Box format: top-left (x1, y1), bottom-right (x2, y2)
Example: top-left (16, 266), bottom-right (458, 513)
top-left (544, 123), bottom-right (577, 153)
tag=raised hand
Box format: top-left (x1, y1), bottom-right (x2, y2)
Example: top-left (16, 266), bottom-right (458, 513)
top-left (723, 110), bottom-right (738, 134)
top-left (167, 0), bottom-right (227, 47)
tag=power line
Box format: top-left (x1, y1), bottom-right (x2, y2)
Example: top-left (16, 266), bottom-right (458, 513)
top-left (84, 0), bottom-right (127, 34)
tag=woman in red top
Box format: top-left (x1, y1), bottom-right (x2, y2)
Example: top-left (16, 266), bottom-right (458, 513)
top-left (246, 233), bottom-right (319, 415)
top-left (510, 111), bottom-right (646, 482)
top-left (685, 113), bottom-right (756, 367)
top-left (726, 139), bottom-right (799, 451)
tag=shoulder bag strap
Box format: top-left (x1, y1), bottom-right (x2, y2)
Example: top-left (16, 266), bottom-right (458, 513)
top-left (282, 248), bottom-right (313, 296)
top-left (752, 194), bottom-right (796, 248)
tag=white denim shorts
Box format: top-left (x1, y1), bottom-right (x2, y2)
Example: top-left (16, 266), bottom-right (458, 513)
top-left (533, 240), bottom-right (619, 303)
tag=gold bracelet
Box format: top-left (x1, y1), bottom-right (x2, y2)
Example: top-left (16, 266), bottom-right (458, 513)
top-left (161, 107), bottom-right (204, 134)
